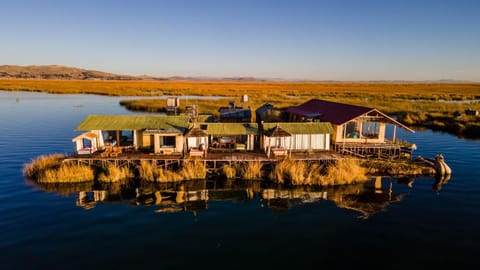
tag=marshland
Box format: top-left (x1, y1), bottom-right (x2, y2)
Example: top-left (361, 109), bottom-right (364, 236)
top-left (17, 81), bottom-right (454, 185)
top-left (1, 89), bottom-right (479, 269)
top-left (2, 79), bottom-right (479, 138)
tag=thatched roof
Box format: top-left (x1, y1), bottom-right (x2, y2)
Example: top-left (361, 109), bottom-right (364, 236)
top-left (76, 115), bottom-right (186, 131)
top-left (185, 127), bottom-right (208, 137)
top-left (263, 122), bottom-right (334, 135)
top-left (265, 125), bottom-right (291, 137)
top-left (75, 115), bottom-right (211, 132)
top-left (200, 123), bottom-right (258, 135)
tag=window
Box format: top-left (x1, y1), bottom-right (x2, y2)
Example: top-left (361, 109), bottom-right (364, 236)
top-left (344, 122), bottom-right (360, 138)
top-left (362, 122), bottom-right (379, 139)
top-left (162, 136), bottom-right (176, 147)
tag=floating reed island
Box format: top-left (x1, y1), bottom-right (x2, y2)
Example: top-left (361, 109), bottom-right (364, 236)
top-left (24, 98), bottom-right (451, 185)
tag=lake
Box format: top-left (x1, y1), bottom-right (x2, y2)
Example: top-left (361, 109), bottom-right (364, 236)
top-left (1, 91), bottom-right (479, 269)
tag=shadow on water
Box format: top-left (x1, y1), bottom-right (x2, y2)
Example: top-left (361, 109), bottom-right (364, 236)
top-left (27, 175), bottom-right (451, 219)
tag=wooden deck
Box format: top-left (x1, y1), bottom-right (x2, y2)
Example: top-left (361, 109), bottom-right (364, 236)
top-left (64, 150), bottom-right (343, 170)
top-left (333, 142), bottom-right (415, 159)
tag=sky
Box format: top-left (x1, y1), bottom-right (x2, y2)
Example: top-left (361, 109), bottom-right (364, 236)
top-left (1, 0), bottom-right (480, 81)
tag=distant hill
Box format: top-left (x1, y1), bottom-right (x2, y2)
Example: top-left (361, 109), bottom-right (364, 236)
top-left (0, 65), bottom-right (148, 80)
top-left (0, 65), bottom-right (472, 82)
top-left (0, 65), bottom-right (269, 81)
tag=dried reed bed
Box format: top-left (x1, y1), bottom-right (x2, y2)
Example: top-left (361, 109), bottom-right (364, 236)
top-left (4, 79), bottom-right (478, 135)
top-left (137, 160), bottom-right (205, 182)
top-left (3, 80), bottom-right (479, 116)
top-left (98, 164), bottom-right (134, 182)
top-left (23, 154), bottom-right (94, 183)
top-left (221, 164), bottom-right (236, 179)
top-left (240, 161), bottom-right (263, 180)
top-left (137, 161), bottom-right (182, 182)
top-left (2, 79), bottom-right (479, 98)
top-left (180, 161), bottom-right (207, 180)
top-left (270, 158), bottom-right (368, 186)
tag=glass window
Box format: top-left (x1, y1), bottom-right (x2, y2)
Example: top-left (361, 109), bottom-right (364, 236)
top-left (344, 122), bottom-right (360, 138)
top-left (163, 136), bottom-right (176, 147)
top-left (362, 122), bottom-right (379, 139)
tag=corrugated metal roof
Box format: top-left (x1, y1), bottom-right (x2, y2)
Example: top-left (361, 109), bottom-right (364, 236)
top-left (255, 103), bottom-right (274, 114)
top-left (285, 99), bottom-right (372, 125)
top-left (284, 99), bottom-right (414, 132)
top-left (202, 123), bottom-right (258, 135)
top-left (263, 122), bottom-right (334, 135)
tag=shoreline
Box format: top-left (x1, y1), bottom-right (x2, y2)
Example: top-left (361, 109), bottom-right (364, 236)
top-left (23, 152), bottom-right (443, 185)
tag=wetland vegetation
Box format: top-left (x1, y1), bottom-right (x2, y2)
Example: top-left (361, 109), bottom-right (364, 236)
top-left (2, 79), bottom-right (478, 138)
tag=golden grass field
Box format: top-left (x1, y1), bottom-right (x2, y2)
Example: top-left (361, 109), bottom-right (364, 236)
top-left (3, 79), bottom-right (480, 137)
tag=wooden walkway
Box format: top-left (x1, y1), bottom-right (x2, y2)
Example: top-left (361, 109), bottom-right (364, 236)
top-left (63, 150), bottom-right (343, 170)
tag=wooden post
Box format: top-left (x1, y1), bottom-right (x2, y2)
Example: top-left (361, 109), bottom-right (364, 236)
top-left (116, 130), bottom-right (121, 147)
top-left (393, 125), bottom-right (397, 143)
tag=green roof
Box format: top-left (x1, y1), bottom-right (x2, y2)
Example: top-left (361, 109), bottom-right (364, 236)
top-left (263, 122), bottom-right (334, 135)
top-left (75, 115), bottom-right (197, 132)
top-left (200, 123), bottom-right (258, 135)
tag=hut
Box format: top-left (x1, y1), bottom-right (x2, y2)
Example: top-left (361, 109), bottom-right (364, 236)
top-left (184, 126), bottom-right (209, 157)
top-left (262, 124), bottom-right (291, 156)
top-left (218, 99), bottom-right (252, 122)
top-left (72, 132), bottom-right (99, 155)
top-left (74, 115), bottom-right (211, 155)
top-left (285, 99), bottom-right (414, 144)
top-left (199, 122), bottom-right (259, 151)
top-left (262, 122), bottom-right (334, 156)
top-left (285, 99), bottom-right (415, 157)
top-left (255, 103), bottom-right (285, 123)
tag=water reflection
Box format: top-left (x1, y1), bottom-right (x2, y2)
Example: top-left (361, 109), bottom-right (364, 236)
top-left (28, 176), bottom-right (450, 219)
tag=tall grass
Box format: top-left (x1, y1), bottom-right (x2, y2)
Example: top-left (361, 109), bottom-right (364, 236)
top-left (98, 164), bottom-right (133, 182)
top-left (41, 164), bottom-right (94, 183)
top-left (270, 158), bottom-right (368, 186)
top-left (180, 161), bottom-right (206, 180)
top-left (2, 80), bottom-right (479, 98)
top-left (240, 161), bottom-right (263, 180)
top-left (221, 164), bottom-right (236, 179)
top-left (23, 154), bottom-right (65, 179)
top-left (23, 154), bottom-right (94, 183)
top-left (320, 159), bottom-right (368, 186)
top-left (137, 161), bottom-right (182, 182)
top-left (137, 160), bottom-right (206, 182)
top-left (5, 79), bottom-right (478, 136)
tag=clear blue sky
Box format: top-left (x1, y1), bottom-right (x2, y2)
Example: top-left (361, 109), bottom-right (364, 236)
top-left (1, 0), bottom-right (479, 81)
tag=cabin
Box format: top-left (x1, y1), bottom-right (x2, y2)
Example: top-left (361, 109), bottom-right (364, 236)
top-left (185, 126), bottom-right (209, 157)
top-left (261, 122), bottom-right (334, 156)
top-left (218, 106), bottom-right (252, 122)
top-left (285, 99), bottom-right (415, 158)
top-left (219, 95), bottom-right (252, 122)
top-left (165, 97), bottom-right (180, 115)
top-left (201, 122), bottom-right (258, 152)
top-left (72, 132), bottom-right (99, 154)
top-left (74, 115), bottom-right (210, 155)
top-left (255, 103), bottom-right (286, 123)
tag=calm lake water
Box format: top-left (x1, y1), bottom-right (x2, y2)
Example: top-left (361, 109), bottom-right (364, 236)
top-left (1, 91), bottom-right (479, 269)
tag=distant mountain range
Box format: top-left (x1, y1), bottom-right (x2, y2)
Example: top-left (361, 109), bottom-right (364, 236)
top-left (0, 65), bottom-right (146, 80)
top-left (0, 64), bottom-right (472, 82)
top-left (0, 65), bottom-right (267, 81)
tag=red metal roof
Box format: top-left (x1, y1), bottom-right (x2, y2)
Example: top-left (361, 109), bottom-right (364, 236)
top-left (285, 99), bottom-right (373, 125)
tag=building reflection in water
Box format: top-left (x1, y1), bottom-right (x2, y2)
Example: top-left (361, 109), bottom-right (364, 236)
top-left (28, 175), bottom-right (452, 219)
